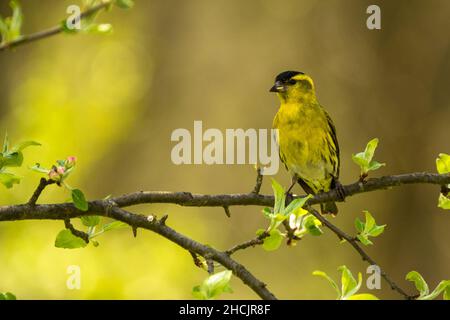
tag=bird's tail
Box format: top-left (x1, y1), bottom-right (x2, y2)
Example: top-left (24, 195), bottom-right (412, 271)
top-left (320, 202), bottom-right (338, 215)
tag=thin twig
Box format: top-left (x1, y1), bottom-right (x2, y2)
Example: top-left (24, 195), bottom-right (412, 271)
top-left (306, 206), bottom-right (413, 300)
top-left (252, 167), bottom-right (264, 195)
top-left (225, 232), bottom-right (269, 256)
top-left (0, 1), bottom-right (113, 52)
top-left (27, 178), bottom-right (55, 205)
top-left (64, 219), bottom-right (90, 244)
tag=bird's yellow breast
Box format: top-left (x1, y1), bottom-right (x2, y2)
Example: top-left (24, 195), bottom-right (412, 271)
top-left (273, 102), bottom-right (336, 192)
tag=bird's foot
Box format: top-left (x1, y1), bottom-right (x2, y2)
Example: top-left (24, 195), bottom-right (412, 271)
top-left (335, 180), bottom-right (347, 202)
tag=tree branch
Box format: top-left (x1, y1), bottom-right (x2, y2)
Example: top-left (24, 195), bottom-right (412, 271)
top-left (108, 172), bottom-right (449, 209)
top-left (0, 1), bottom-right (113, 52)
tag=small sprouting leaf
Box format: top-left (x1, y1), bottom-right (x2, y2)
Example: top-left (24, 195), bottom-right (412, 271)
top-left (271, 179), bottom-right (285, 215)
top-left (0, 292), bottom-right (17, 300)
top-left (356, 234), bottom-right (373, 246)
top-left (354, 217), bottom-right (364, 233)
top-left (312, 270), bottom-right (341, 299)
top-left (436, 153), bottom-right (450, 174)
top-left (9, 0), bottom-right (23, 41)
top-left (406, 271), bottom-right (429, 297)
top-left (80, 216), bottom-right (100, 227)
top-left (364, 138), bottom-right (379, 162)
top-left (352, 138), bottom-right (385, 176)
top-left (438, 194), bottom-right (450, 210)
top-left (0, 151), bottom-right (23, 168)
top-left (115, 0), bottom-right (135, 9)
top-left (315, 266), bottom-right (375, 300)
top-left (262, 229), bottom-right (284, 251)
top-left (84, 23), bottom-right (113, 34)
top-left (262, 207), bottom-right (272, 218)
top-left (72, 189), bottom-right (89, 212)
top-left (347, 293), bottom-right (379, 300)
top-left (355, 211), bottom-right (386, 246)
top-left (101, 221), bottom-right (127, 232)
top-left (368, 160), bottom-right (385, 171)
top-left (30, 163), bottom-right (50, 174)
top-left (339, 265), bottom-right (362, 299)
top-left (285, 194), bottom-right (312, 216)
top-left (303, 215), bottom-right (323, 236)
top-left (0, 172), bottom-right (21, 188)
top-left (2, 132), bottom-right (9, 153)
top-left (11, 141), bottom-right (41, 152)
top-left (0, 17), bottom-right (8, 44)
top-left (55, 229), bottom-right (88, 249)
top-left (192, 270), bottom-right (233, 300)
top-left (420, 280), bottom-right (450, 300)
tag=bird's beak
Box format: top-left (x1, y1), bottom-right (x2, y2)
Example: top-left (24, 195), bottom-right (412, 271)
top-left (270, 81), bottom-right (286, 93)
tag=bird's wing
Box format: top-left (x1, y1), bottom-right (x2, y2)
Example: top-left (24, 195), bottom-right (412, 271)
top-left (325, 111), bottom-right (340, 178)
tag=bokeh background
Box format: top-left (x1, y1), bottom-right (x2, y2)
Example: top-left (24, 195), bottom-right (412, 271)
top-left (0, 0), bottom-right (449, 299)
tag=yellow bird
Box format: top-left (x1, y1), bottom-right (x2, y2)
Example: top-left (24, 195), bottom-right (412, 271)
top-left (270, 71), bottom-right (342, 214)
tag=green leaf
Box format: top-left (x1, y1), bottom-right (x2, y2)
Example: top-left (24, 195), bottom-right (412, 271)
top-left (364, 138), bottom-right (379, 163)
top-left (369, 225), bottom-right (386, 237)
top-left (72, 189), bottom-right (89, 212)
top-left (192, 270), bottom-right (233, 300)
top-left (368, 160), bottom-right (385, 171)
top-left (271, 179), bottom-right (285, 215)
top-left (115, 0), bottom-right (135, 9)
top-left (11, 140), bottom-right (41, 152)
top-left (285, 194), bottom-right (312, 216)
top-left (436, 153), bottom-right (450, 174)
top-left (303, 215), bottom-right (323, 236)
top-left (312, 271), bottom-right (341, 299)
top-left (262, 229), bottom-right (284, 251)
top-left (363, 210), bottom-right (376, 232)
top-left (9, 0), bottom-right (23, 41)
top-left (354, 217), bottom-right (364, 233)
top-left (80, 216), bottom-right (100, 227)
top-left (420, 280), bottom-right (450, 300)
top-left (0, 17), bottom-right (8, 44)
top-left (262, 207), bottom-right (272, 218)
top-left (84, 23), bottom-right (113, 34)
top-left (355, 211), bottom-right (385, 246)
top-left (347, 293), bottom-right (379, 300)
top-left (357, 234), bottom-right (373, 246)
top-left (101, 221), bottom-right (127, 232)
top-left (444, 286), bottom-right (450, 300)
top-left (0, 151), bottom-right (23, 168)
top-left (406, 271), bottom-right (429, 297)
top-left (30, 163), bottom-right (50, 174)
top-left (438, 194), bottom-right (450, 210)
top-left (2, 132), bottom-right (9, 153)
top-left (0, 172), bottom-right (21, 188)
top-left (0, 292), bottom-right (16, 300)
top-left (339, 265), bottom-right (361, 299)
top-left (352, 138), bottom-right (385, 176)
top-left (55, 229), bottom-right (88, 249)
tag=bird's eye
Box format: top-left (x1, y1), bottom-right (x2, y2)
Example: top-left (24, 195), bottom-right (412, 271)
top-left (287, 79), bottom-right (297, 85)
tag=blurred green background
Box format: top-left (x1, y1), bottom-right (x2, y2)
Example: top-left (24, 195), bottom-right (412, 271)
top-left (0, 0), bottom-right (449, 299)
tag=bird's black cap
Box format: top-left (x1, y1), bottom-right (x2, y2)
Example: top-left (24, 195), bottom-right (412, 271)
top-left (275, 71), bottom-right (304, 83)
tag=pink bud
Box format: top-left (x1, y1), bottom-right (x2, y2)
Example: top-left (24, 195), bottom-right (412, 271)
top-left (67, 156), bottom-right (77, 165)
top-left (56, 166), bottom-right (65, 174)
